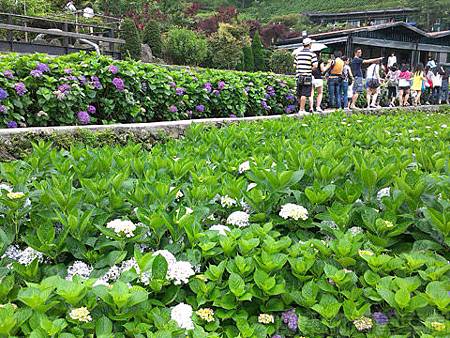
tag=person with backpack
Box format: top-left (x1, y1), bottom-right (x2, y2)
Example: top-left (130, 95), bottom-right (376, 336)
top-left (411, 63), bottom-right (425, 106)
top-left (341, 56), bottom-right (354, 110)
top-left (327, 51), bottom-right (345, 109)
top-left (386, 64), bottom-right (400, 107)
top-left (310, 52), bottom-right (332, 113)
top-left (294, 38), bottom-right (318, 113)
top-left (365, 61), bottom-right (382, 108)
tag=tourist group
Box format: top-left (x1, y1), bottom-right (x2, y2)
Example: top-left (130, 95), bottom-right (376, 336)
top-left (295, 38), bottom-right (450, 113)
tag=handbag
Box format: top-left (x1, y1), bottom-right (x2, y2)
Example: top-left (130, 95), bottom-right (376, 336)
top-left (367, 65), bottom-right (380, 89)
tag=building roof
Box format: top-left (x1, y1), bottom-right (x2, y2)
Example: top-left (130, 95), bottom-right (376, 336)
top-left (305, 8), bottom-right (419, 18)
top-left (428, 30), bottom-right (450, 38)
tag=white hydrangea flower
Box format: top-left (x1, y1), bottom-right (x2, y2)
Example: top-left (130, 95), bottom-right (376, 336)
top-left (69, 307), bottom-right (92, 322)
top-left (238, 161), bottom-right (250, 174)
top-left (377, 187), bottom-right (391, 201)
top-left (66, 261), bottom-right (93, 281)
top-left (0, 183), bottom-right (13, 192)
top-left (441, 124), bottom-right (447, 129)
top-left (226, 211), bottom-right (250, 227)
top-left (247, 183), bottom-right (257, 191)
top-left (120, 258), bottom-right (140, 274)
top-left (185, 207), bottom-right (193, 215)
top-left (349, 227), bottom-right (364, 235)
top-left (167, 261), bottom-right (195, 285)
top-left (279, 203), bottom-right (309, 221)
top-left (106, 219), bottom-right (136, 238)
top-left (2, 245), bottom-right (43, 266)
top-left (153, 250), bottom-right (177, 266)
top-left (93, 278), bottom-right (110, 287)
top-left (220, 195), bottom-right (237, 208)
top-left (171, 303), bottom-right (194, 330)
top-left (209, 224), bottom-right (231, 236)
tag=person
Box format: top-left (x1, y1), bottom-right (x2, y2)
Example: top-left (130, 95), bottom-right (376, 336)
top-left (411, 63), bottom-right (425, 106)
top-left (327, 51), bottom-right (345, 109)
top-left (294, 38), bottom-right (318, 113)
top-left (441, 67), bottom-right (449, 104)
top-left (431, 65), bottom-right (445, 104)
top-left (365, 61), bottom-right (382, 108)
top-left (64, 1), bottom-right (77, 12)
top-left (426, 56), bottom-right (436, 70)
top-left (386, 64), bottom-right (400, 107)
top-left (423, 66), bottom-right (433, 104)
top-left (350, 48), bottom-right (384, 109)
top-left (398, 65), bottom-right (412, 107)
top-left (83, 3), bottom-right (95, 18)
top-left (387, 53), bottom-right (397, 68)
top-left (341, 56), bottom-right (354, 110)
top-left (310, 52), bottom-right (331, 113)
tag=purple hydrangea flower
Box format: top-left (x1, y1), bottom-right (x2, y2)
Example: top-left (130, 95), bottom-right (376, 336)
top-left (265, 93), bottom-right (271, 99)
top-left (282, 309), bottom-right (298, 332)
top-left (175, 87), bottom-right (185, 96)
top-left (3, 70), bottom-right (14, 79)
top-left (0, 105), bottom-right (7, 113)
top-left (87, 105), bottom-right (96, 114)
top-left (169, 105), bottom-right (178, 113)
top-left (90, 76), bottom-right (101, 89)
top-left (112, 77), bottom-right (125, 91)
top-left (0, 88), bottom-right (8, 100)
top-left (77, 111), bottom-right (90, 125)
top-left (58, 84), bottom-right (71, 93)
top-left (36, 63), bottom-right (50, 73)
top-left (229, 114), bottom-right (237, 118)
top-left (67, 75), bottom-right (77, 81)
top-left (218, 81), bottom-right (226, 90)
top-left (15, 83), bottom-right (27, 96)
top-left (204, 82), bottom-right (212, 93)
top-left (285, 105), bottom-right (297, 114)
top-left (212, 90), bottom-right (220, 96)
top-left (261, 100), bottom-right (270, 111)
top-left (7, 121), bottom-right (18, 128)
top-left (108, 65), bottom-right (119, 74)
top-left (168, 81), bottom-right (176, 88)
top-left (272, 336), bottom-right (282, 338)
top-left (195, 104), bottom-right (205, 112)
top-left (64, 68), bottom-right (73, 74)
top-left (286, 93), bottom-right (295, 102)
top-left (373, 312), bottom-right (389, 325)
top-left (30, 69), bottom-right (43, 77)
top-left (245, 86), bottom-right (251, 92)
top-left (79, 76), bottom-right (87, 85)
top-left (186, 110), bottom-right (193, 118)
top-left (266, 86), bottom-right (276, 97)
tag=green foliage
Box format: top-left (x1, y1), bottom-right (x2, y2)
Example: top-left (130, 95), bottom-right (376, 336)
top-left (143, 20), bottom-right (163, 58)
top-left (270, 50), bottom-right (294, 74)
top-left (120, 18), bottom-right (142, 60)
top-left (252, 32), bottom-right (266, 71)
top-left (0, 111), bottom-right (450, 336)
top-left (243, 46), bottom-right (255, 72)
top-left (164, 28), bottom-right (208, 66)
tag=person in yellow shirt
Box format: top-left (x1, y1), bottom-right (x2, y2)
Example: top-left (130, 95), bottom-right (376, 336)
top-left (411, 63), bottom-right (425, 106)
top-left (327, 51), bottom-right (345, 109)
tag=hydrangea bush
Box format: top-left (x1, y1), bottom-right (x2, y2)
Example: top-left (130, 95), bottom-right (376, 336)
top-left (0, 111), bottom-right (449, 337)
top-left (0, 52), bottom-right (296, 128)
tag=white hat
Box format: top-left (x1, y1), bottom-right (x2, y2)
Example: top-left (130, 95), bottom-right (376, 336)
top-left (302, 37), bottom-right (312, 46)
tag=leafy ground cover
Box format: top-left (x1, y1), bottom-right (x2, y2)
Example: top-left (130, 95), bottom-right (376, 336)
top-left (0, 111), bottom-right (449, 337)
top-left (0, 52), bottom-right (295, 128)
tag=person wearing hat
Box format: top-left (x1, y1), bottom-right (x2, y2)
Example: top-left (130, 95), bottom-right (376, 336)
top-left (294, 37), bottom-right (318, 113)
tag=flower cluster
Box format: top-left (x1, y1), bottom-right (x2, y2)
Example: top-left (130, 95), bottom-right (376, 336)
top-left (258, 314), bottom-right (274, 324)
top-left (209, 224), bottom-right (230, 236)
top-left (372, 312), bottom-right (389, 325)
top-left (0, 88), bottom-right (8, 100)
top-left (66, 261), bottom-right (93, 281)
top-left (15, 82), bottom-right (27, 96)
top-left (69, 307), bottom-right (92, 323)
top-left (90, 76), bottom-right (102, 89)
top-left (353, 316), bottom-right (373, 331)
top-left (106, 219), bottom-right (137, 238)
top-left (220, 195), bottom-right (237, 208)
top-left (175, 87), bottom-right (185, 96)
top-left (171, 303), bottom-right (194, 330)
top-left (196, 308), bottom-right (215, 322)
top-left (108, 65), bottom-right (119, 74)
top-left (282, 309), bottom-right (298, 331)
top-left (226, 211), bottom-right (250, 227)
top-left (94, 257), bottom-right (141, 286)
top-left (112, 77), bottom-right (125, 91)
top-left (77, 111), bottom-right (90, 125)
top-left (377, 187), bottom-right (391, 201)
top-left (167, 261), bottom-right (195, 285)
top-left (2, 245), bottom-right (43, 266)
top-left (3, 70), bottom-right (14, 79)
top-left (238, 160), bottom-right (250, 174)
top-left (430, 321), bottom-right (446, 331)
top-left (279, 203), bottom-right (309, 221)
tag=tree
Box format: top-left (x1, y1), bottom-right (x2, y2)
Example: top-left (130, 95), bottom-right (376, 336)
top-left (252, 31), bottom-right (266, 71)
top-left (270, 50), bottom-right (294, 74)
top-left (243, 46), bottom-right (254, 71)
top-left (164, 28), bottom-right (208, 66)
top-left (143, 20), bottom-right (162, 58)
top-left (120, 18), bottom-right (142, 60)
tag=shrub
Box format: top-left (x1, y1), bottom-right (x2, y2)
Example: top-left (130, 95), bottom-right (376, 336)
top-left (0, 52), bottom-right (296, 127)
top-left (120, 18), bottom-right (142, 60)
top-left (243, 46), bottom-right (255, 72)
top-left (164, 28), bottom-right (208, 66)
top-left (270, 49), bottom-right (295, 74)
top-left (252, 31), bottom-right (266, 71)
top-left (142, 20), bottom-right (163, 58)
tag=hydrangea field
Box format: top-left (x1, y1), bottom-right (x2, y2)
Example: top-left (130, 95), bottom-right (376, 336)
top-left (0, 52), bottom-right (296, 128)
top-left (0, 111), bottom-right (449, 337)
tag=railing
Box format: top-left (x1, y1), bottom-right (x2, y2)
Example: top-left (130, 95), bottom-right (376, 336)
top-left (0, 12), bottom-right (124, 59)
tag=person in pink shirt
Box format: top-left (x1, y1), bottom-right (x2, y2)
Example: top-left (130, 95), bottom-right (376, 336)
top-left (398, 65), bottom-right (412, 107)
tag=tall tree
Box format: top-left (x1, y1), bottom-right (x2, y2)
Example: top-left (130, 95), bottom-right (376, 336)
top-left (120, 18), bottom-right (142, 60)
top-left (243, 46), bottom-right (254, 71)
top-left (143, 20), bottom-right (162, 58)
top-left (252, 32), bottom-right (265, 71)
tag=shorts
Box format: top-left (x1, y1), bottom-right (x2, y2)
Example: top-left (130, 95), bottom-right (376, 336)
top-left (353, 77), bottom-right (363, 94)
top-left (313, 78), bottom-right (323, 88)
top-left (399, 86), bottom-right (410, 91)
top-left (297, 83), bottom-right (312, 97)
top-left (388, 86), bottom-right (397, 98)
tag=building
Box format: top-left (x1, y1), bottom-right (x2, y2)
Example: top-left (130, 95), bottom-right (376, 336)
top-left (304, 8), bottom-right (419, 28)
top-left (277, 22), bottom-right (450, 69)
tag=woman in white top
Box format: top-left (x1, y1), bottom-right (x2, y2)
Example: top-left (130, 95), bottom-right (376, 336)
top-left (431, 66), bottom-right (444, 104)
top-left (365, 62), bottom-right (382, 108)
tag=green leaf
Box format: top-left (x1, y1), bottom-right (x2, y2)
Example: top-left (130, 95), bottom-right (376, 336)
top-left (394, 289), bottom-right (410, 309)
top-left (228, 273), bottom-right (246, 297)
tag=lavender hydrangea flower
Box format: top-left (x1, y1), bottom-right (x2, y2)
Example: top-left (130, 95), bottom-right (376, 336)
top-left (266, 86), bottom-right (275, 97)
top-left (175, 87), bottom-right (185, 96)
top-left (282, 309), bottom-right (298, 332)
top-left (87, 105), bottom-right (96, 114)
top-left (64, 68), bottom-right (73, 74)
top-left (15, 83), bottom-right (27, 96)
top-left (77, 111), bottom-right (90, 125)
top-left (272, 335), bottom-right (282, 338)
top-left (36, 63), bottom-right (50, 73)
top-left (286, 93), bottom-right (295, 101)
top-left (7, 121), bottom-right (18, 128)
top-left (285, 105), bottom-right (297, 114)
top-left (90, 76), bottom-right (101, 89)
top-left (218, 81), bottom-right (226, 90)
top-left (195, 104), bottom-right (205, 112)
top-left (229, 113), bottom-right (236, 118)
top-left (108, 65), bottom-right (119, 74)
top-left (0, 88), bottom-right (8, 100)
top-left (373, 312), bottom-right (389, 325)
top-left (265, 93), bottom-right (271, 99)
top-left (3, 70), bottom-right (14, 79)
top-left (30, 70), bottom-right (43, 77)
top-left (261, 100), bottom-right (270, 111)
top-left (168, 81), bottom-right (176, 88)
top-left (67, 75), bottom-right (77, 81)
top-left (212, 90), bottom-right (220, 96)
top-left (79, 76), bottom-right (87, 85)
top-left (58, 84), bottom-right (71, 93)
top-left (204, 82), bottom-right (212, 93)
top-left (0, 105), bottom-right (7, 113)
top-left (112, 77), bottom-right (125, 91)
top-left (169, 105), bottom-right (178, 113)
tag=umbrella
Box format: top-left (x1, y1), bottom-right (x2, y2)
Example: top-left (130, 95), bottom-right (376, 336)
top-left (292, 42), bottom-right (328, 55)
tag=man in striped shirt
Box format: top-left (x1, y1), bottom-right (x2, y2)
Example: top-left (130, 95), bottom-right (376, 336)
top-left (294, 38), bottom-right (318, 113)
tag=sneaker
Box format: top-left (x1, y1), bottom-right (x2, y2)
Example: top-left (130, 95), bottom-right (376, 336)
top-left (316, 107), bottom-right (324, 113)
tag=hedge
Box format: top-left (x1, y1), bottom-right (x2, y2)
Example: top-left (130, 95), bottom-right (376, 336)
top-left (0, 52), bottom-right (296, 128)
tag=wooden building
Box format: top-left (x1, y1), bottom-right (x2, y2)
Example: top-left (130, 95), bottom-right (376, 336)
top-left (277, 22), bottom-right (450, 69)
